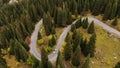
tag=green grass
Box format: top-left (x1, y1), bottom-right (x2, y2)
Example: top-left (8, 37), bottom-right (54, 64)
top-left (77, 25), bottom-right (120, 68)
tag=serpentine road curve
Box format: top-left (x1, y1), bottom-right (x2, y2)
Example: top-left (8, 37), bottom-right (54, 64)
top-left (29, 17), bottom-right (120, 62)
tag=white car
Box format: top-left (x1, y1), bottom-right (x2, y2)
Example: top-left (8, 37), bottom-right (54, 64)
top-left (53, 51), bottom-right (56, 54)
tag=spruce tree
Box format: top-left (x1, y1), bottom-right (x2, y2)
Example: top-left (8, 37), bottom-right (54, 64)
top-left (37, 32), bottom-right (42, 40)
top-left (103, 1), bottom-right (112, 20)
top-left (14, 40), bottom-right (28, 62)
top-left (71, 24), bottom-right (76, 32)
top-left (82, 18), bottom-right (88, 29)
top-left (56, 51), bottom-right (64, 68)
top-left (57, 7), bottom-right (63, 27)
top-left (75, 18), bottom-right (82, 28)
top-left (87, 21), bottom-right (95, 34)
top-left (80, 38), bottom-right (88, 56)
top-left (73, 32), bottom-right (81, 52)
top-left (66, 12), bottom-right (72, 25)
top-left (88, 33), bottom-right (96, 57)
top-left (48, 35), bottom-right (56, 47)
top-left (48, 39), bottom-right (53, 47)
top-left (19, 39), bottom-right (30, 51)
top-left (41, 47), bottom-right (48, 68)
top-left (110, 1), bottom-right (118, 19)
top-left (51, 35), bottom-right (56, 45)
top-left (65, 32), bottom-right (72, 43)
top-left (51, 26), bottom-right (56, 34)
top-left (64, 41), bottom-right (72, 61)
top-left (71, 45), bottom-right (81, 67)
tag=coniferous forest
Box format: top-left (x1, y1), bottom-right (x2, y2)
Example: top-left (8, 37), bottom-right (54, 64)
top-left (0, 0), bottom-right (120, 68)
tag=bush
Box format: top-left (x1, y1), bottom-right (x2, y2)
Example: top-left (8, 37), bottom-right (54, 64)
top-left (45, 46), bottom-right (54, 53)
top-left (37, 39), bottom-right (44, 45)
top-left (71, 15), bottom-right (76, 20)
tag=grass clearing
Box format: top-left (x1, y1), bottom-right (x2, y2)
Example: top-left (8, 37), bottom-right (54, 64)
top-left (77, 24), bottom-right (120, 68)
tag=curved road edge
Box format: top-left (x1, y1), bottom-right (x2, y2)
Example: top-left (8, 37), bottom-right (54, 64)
top-left (29, 19), bottom-right (43, 61)
top-left (87, 17), bottom-right (120, 37)
top-left (29, 17), bottom-right (120, 62)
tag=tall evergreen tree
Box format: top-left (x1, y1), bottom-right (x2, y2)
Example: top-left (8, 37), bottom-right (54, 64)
top-left (110, 0), bottom-right (118, 19)
top-left (75, 18), bottom-right (82, 28)
top-left (87, 21), bottom-right (95, 34)
top-left (64, 40), bottom-right (72, 61)
top-left (72, 32), bottom-right (81, 52)
top-left (14, 40), bottom-right (28, 62)
top-left (103, 1), bottom-right (112, 20)
top-left (88, 33), bottom-right (96, 57)
top-left (51, 26), bottom-right (56, 34)
top-left (82, 18), bottom-right (88, 29)
top-left (71, 45), bottom-right (81, 67)
top-left (71, 24), bottom-right (76, 32)
top-left (66, 12), bottom-right (72, 25)
top-left (56, 51), bottom-right (64, 68)
top-left (41, 47), bottom-right (48, 68)
top-left (51, 35), bottom-right (56, 45)
top-left (37, 32), bottom-right (42, 40)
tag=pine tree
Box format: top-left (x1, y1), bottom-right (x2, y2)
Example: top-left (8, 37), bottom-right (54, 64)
top-left (110, 0), bottom-right (118, 19)
top-left (48, 61), bottom-right (53, 68)
top-left (51, 26), bottom-right (56, 34)
top-left (51, 35), bottom-right (56, 45)
top-left (80, 38), bottom-right (87, 56)
top-left (82, 54), bottom-right (90, 68)
top-left (14, 40), bottom-right (28, 62)
top-left (70, 0), bottom-right (78, 15)
top-left (66, 12), bottom-right (72, 25)
top-left (71, 24), bottom-right (76, 32)
top-left (65, 33), bottom-right (72, 43)
top-left (103, 1), bottom-right (112, 20)
top-left (72, 30), bottom-right (77, 40)
top-left (71, 45), bottom-right (81, 67)
top-left (43, 12), bottom-right (52, 36)
top-left (37, 32), bottom-right (42, 40)
top-left (57, 7), bottom-right (63, 27)
top-left (87, 21), bottom-right (95, 34)
top-left (75, 18), bottom-right (82, 28)
top-left (48, 39), bottom-right (53, 47)
top-left (88, 33), bottom-right (96, 57)
top-left (82, 18), bottom-right (88, 29)
top-left (56, 51), bottom-right (64, 68)
top-left (41, 47), bottom-right (48, 68)
top-left (48, 35), bottom-right (56, 47)
top-left (19, 39), bottom-right (30, 51)
top-left (64, 41), bottom-right (72, 61)
top-left (73, 32), bottom-right (81, 52)
top-left (112, 16), bottom-right (118, 26)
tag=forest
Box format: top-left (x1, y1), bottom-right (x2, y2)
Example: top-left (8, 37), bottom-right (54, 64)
top-left (0, 0), bottom-right (120, 68)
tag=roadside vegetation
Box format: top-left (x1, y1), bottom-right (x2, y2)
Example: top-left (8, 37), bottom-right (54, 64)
top-left (0, 0), bottom-right (120, 68)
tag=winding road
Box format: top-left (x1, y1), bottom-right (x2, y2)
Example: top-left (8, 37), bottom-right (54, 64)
top-left (87, 17), bottom-right (120, 37)
top-left (29, 19), bottom-right (43, 60)
top-left (29, 17), bottom-right (120, 62)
